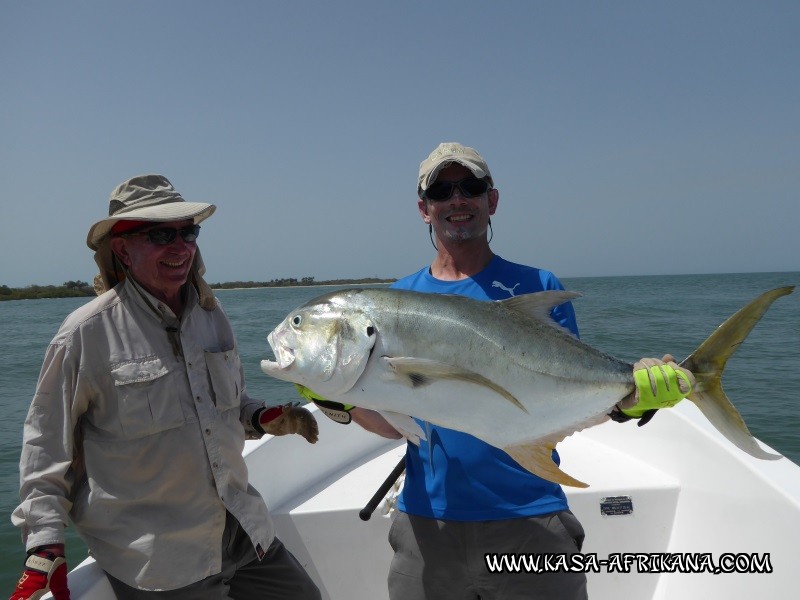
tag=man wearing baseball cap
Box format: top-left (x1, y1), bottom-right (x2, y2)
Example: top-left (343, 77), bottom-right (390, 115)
top-left (10, 175), bottom-right (321, 599)
top-left (337, 143), bottom-right (694, 599)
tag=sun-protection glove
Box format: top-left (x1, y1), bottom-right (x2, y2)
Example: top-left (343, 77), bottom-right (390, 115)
top-left (253, 403), bottom-right (318, 443)
top-left (616, 356), bottom-right (695, 425)
top-left (10, 547), bottom-right (70, 600)
top-left (295, 384), bottom-right (355, 424)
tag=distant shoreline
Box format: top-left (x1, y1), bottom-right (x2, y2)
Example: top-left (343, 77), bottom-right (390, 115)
top-left (208, 277), bottom-right (395, 290)
top-left (0, 278), bottom-right (396, 301)
top-left (215, 282), bottom-right (394, 291)
top-left (5, 271), bottom-right (795, 301)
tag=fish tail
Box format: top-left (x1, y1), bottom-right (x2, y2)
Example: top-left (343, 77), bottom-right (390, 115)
top-left (679, 286), bottom-right (794, 460)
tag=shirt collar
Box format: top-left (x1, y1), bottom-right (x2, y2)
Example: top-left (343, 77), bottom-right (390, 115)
top-left (123, 278), bottom-right (198, 322)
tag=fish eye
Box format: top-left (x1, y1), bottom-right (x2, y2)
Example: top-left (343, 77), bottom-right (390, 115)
top-left (366, 326), bottom-right (375, 337)
top-left (291, 315), bottom-right (302, 327)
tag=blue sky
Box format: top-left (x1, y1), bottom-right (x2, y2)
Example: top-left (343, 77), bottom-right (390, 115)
top-left (1, 0), bottom-right (798, 287)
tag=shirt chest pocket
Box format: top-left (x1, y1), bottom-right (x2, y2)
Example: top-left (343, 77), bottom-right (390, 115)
top-left (111, 357), bottom-right (186, 439)
top-left (204, 348), bottom-right (242, 411)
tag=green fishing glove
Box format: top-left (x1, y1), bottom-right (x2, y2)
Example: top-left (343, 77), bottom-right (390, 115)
top-left (621, 356), bottom-right (695, 423)
top-left (295, 384), bottom-right (355, 424)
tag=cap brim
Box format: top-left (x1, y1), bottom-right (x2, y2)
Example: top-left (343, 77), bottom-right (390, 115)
top-left (87, 202), bottom-right (216, 250)
top-left (418, 159), bottom-right (492, 195)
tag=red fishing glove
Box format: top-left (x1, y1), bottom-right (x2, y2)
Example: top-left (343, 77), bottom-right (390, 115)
top-left (10, 547), bottom-right (70, 600)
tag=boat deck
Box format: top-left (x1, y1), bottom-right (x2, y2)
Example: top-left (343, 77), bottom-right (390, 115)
top-left (62, 401), bottom-right (800, 599)
top-left (264, 402), bottom-right (799, 600)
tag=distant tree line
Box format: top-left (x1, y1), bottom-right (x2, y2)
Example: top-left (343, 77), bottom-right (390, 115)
top-left (209, 276), bottom-right (395, 289)
top-left (0, 281), bottom-right (95, 301)
top-left (1, 277), bottom-right (395, 300)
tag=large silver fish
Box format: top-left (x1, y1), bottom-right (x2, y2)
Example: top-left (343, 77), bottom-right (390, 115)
top-left (260, 286), bottom-right (793, 487)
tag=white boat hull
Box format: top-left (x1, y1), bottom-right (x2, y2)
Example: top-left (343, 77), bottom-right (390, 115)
top-left (59, 401), bottom-right (800, 599)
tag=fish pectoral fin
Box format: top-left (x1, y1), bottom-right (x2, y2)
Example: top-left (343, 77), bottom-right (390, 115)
top-left (504, 438), bottom-right (588, 488)
top-left (381, 357), bottom-right (527, 413)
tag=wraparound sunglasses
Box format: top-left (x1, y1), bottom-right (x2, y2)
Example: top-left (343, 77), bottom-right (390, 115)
top-left (120, 224), bottom-right (200, 245)
top-left (423, 178), bottom-right (491, 202)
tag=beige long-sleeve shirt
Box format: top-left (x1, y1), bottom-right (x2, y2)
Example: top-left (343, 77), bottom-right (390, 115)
top-left (13, 279), bottom-right (274, 591)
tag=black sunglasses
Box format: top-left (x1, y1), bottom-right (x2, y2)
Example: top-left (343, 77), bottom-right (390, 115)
top-left (122, 225), bottom-right (201, 245)
top-left (423, 177), bottom-right (491, 202)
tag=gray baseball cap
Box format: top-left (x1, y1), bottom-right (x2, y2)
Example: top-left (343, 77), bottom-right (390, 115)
top-left (417, 142), bottom-right (493, 197)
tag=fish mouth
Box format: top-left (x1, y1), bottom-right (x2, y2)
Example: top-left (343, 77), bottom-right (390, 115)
top-left (263, 331), bottom-right (296, 371)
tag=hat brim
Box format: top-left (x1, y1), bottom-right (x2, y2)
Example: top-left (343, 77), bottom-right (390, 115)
top-left (87, 202), bottom-right (216, 250)
top-left (418, 158), bottom-right (493, 196)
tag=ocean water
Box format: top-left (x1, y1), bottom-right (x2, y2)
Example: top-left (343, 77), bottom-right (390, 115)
top-left (0, 272), bottom-right (797, 588)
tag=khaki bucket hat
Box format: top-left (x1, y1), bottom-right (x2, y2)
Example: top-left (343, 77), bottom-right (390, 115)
top-left (417, 142), bottom-right (494, 197)
top-left (87, 174), bottom-right (216, 250)
top-left (89, 174), bottom-right (217, 309)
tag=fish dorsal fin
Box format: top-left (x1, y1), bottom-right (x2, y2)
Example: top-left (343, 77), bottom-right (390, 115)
top-left (504, 434), bottom-right (589, 488)
top-left (382, 357), bottom-right (528, 413)
top-left (500, 291), bottom-right (581, 334)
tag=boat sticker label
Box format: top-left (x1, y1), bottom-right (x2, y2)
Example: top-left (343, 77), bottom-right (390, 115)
top-left (600, 495), bottom-right (633, 516)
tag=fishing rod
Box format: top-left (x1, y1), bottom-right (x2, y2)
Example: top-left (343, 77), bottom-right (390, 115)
top-left (359, 456), bottom-right (406, 521)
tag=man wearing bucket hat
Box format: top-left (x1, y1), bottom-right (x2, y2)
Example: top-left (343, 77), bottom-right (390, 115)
top-left (10, 175), bottom-right (321, 599)
top-left (307, 143), bottom-right (694, 599)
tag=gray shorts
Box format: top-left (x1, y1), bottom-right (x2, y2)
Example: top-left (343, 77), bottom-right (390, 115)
top-left (388, 511), bottom-right (587, 600)
top-left (106, 513), bottom-right (320, 600)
